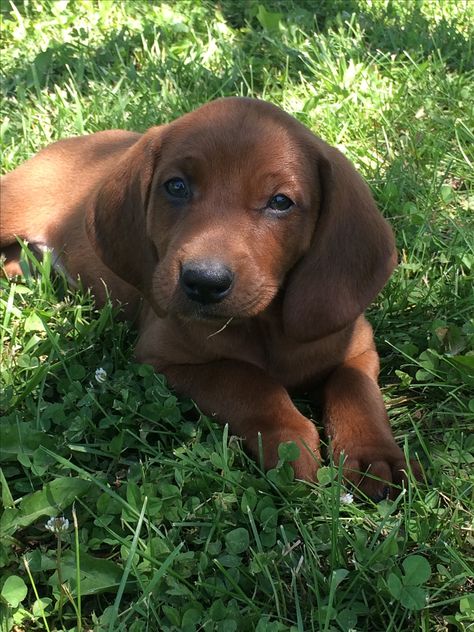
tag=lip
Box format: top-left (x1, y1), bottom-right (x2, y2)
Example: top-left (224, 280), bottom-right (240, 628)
top-left (170, 297), bottom-right (241, 322)
top-left (178, 306), bottom-right (236, 322)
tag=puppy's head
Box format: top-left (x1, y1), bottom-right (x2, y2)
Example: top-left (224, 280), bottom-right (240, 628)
top-left (87, 97), bottom-right (395, 339)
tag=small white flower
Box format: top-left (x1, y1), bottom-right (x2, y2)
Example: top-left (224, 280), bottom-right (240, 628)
top-left (45, 516), bottom-right (70, 534)
top-left (340, 492), bottom-right (354, 505)
top-left (95, 367), bottom-right (107, 383)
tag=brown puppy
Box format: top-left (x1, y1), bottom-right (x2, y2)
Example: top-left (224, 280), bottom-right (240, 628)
top-left (0, 97), bottom-right (420, 498)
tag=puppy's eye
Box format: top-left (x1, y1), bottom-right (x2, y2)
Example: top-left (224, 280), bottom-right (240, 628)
top-left (164, 177), bottom-right (189, 199)
top-left (268, 194), bottom-right (294, 212)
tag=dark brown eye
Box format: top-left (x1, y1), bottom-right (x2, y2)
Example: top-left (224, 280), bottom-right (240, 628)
top-left (164, 177), bottom-right (189, 199)
top-left (268, 194), bottom-right (294, 212)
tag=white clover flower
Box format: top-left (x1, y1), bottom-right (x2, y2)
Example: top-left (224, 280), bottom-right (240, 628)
top-left (95, 367), bottom-right (107, 384)
top-left (45, 516), bottom-right (70, 534)
top-left (340, 492), bottom-right (354, 505)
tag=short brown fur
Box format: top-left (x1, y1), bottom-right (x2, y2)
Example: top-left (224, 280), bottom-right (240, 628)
top-left (0, 97), bottom-right (421, 497)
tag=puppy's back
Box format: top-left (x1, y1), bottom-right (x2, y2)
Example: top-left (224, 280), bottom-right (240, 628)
top-left (0, 130), bottom-right (141, 247)
top-left (1, 130), bottom-right (144, 316)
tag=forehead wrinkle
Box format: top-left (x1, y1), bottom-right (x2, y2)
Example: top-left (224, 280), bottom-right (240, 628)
top-left (208, 135), bottom-right (303, 180)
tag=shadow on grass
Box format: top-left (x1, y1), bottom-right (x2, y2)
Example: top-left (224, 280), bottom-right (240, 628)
top-left (219, 0), bottom-right (473, 71)
top-left (2, 0), bottom-right (472, 114)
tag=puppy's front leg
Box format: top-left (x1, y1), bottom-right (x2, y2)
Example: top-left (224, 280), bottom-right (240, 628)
top-left (323, 350), bottom-right (422, 499)
top-left (159, 360), bottom-right (320, 480)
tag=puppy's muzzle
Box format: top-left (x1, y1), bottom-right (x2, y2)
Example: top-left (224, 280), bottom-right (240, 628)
top-left (180, 260), bottom-right (234, 304)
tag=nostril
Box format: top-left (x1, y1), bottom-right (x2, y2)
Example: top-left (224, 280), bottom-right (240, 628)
top-left (213, 276), bottom-right (233, 293)
top-left (180, 261), bottom-right (234, 304)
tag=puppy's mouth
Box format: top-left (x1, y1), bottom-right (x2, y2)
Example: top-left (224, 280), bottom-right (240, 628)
top-left (174, 300), bottom-right (242, 322)
top-left (170, 288), bottom-right (277, 323)
top-left (153, 260), bottom-right (280, 321)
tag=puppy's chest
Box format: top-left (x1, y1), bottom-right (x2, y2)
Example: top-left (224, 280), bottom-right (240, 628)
top-left (209, 322), bottom-right (341, 389)
top-left (259, 330), bottom-right (340, 388)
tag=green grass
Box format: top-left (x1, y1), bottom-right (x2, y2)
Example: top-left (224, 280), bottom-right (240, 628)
top-left (1, 1), bottom-right (473, 630)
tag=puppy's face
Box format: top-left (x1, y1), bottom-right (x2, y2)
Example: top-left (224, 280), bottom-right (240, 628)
top-left (147, 102), bottom-right (320, 321)
top-left (90, 97), bottom-right (395, 340)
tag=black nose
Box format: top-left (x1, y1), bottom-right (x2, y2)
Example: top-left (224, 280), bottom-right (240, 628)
top-left (180, 260), bottom-right (234, 304)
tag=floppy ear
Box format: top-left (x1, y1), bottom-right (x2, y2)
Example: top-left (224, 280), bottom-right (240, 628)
top-left (86, 129), bottom-right (161, 293)
top-left (283, 141), bottom-right (397, 342)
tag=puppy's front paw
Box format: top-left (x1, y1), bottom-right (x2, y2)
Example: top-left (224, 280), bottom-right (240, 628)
top-left (332, 440), bottom-right (422, 500)
top-left (262, 417), bottom-right (321, 481)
